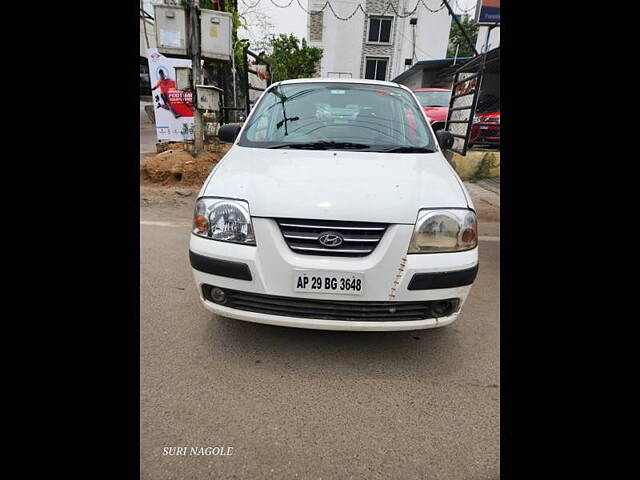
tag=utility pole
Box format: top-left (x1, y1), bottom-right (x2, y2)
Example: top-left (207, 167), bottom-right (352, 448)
top-left (189, 0), bottom-right (204, 154)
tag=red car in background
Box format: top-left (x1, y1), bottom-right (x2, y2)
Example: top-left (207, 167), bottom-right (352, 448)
top-left (413, 87), bottom-right (501, 150)
top-left (469, 98), bottom-right (500, 149)
top-left (412, 88), bottom-right (451, 132)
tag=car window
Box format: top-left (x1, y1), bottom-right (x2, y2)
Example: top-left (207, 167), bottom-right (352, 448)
top-left (413, 91), bottom-right (451, 107)
top-left (237, 83), bottom-right (435, 151)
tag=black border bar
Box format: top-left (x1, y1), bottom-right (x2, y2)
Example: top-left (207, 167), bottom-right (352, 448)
top-left (407, 265), bottom-right (479, 290)
top-left (189, 251), bottom-right (252, 281)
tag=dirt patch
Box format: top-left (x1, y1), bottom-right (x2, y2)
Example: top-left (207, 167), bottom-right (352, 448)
top-left (140, 143), bottom-right (230, 186)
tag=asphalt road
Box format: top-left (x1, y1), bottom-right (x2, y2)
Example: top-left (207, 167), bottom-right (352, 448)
top-left (140, 203), bottom-right (500, 479)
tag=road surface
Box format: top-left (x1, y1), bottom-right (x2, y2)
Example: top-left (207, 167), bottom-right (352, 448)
top-left (140, 197), bottom-right (500, 479)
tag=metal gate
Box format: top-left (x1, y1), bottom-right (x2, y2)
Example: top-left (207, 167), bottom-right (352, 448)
top-left (445, 55), bottom-right (485, 155)
top-left (219, 46), bottom-right (271, 125)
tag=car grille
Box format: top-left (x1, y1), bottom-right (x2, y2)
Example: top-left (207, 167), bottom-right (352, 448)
top-left (477, 128), bottom-right (500, 139)
top-left (275, 218), bottom-right (388, 257)
top-left (203, 285), bottom-right (460, 321)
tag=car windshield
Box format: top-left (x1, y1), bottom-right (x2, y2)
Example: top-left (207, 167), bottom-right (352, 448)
top-left (414, 91), bottom-right (451, 107)
top-left (237, 82), bottom-right (436, 151)
top-left (476, 94), bottom-right (500, 113)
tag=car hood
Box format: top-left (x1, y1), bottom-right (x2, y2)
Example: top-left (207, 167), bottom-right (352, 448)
top-left (423, 106), bottom-right (448, 122)
top-left (478, 110), bottom-right (500, 121)
top-left (202, 146), bottom-right (469, 224)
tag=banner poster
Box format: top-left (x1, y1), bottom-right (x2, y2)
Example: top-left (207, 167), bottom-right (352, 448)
top-left (147, 48), bottom-right (195, 142)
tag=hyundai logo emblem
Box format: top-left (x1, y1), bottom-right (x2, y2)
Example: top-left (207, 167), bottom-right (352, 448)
top-left (318, 231), bottom-right (344, 248)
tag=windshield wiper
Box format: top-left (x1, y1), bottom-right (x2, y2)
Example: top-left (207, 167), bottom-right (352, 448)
top-left (380, 146), bottom-right (436, 153)
top-left (268, 141), bottom-right (371, 150)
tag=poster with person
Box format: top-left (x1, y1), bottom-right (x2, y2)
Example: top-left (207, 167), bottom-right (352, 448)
top-left (147, 48), bottom-right (194, 142)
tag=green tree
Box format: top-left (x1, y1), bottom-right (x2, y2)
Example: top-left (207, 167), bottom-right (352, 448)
top-left (447, 14), bottom-right (479, 58)
top-left (266, 34), bottom-right (323, 82)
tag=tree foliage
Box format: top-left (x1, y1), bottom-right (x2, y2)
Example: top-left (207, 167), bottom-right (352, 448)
top-left (266, 34), bottom-right (323, 82)
top-left (447, 14), bottom-right (479, 58)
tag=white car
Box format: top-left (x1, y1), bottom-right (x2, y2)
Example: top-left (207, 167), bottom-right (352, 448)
top-left (189, 79), bottom-right (478, 331)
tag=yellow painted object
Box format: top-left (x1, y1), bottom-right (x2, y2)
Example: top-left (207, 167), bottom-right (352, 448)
top-left (445, 150), bottom-right (500, 180)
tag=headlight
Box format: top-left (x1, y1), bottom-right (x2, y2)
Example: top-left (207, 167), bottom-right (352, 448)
top-left (408, 209), bottom-right (477, 253)
top-left (192, 198), bottom-right (256, 245)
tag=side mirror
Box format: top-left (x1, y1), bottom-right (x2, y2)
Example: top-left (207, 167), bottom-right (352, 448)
top-left (218, 123), bottom-right (243, 143)
top-left (436, 130), bottom-right (454, 150)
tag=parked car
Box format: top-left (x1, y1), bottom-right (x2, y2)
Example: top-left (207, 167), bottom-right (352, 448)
top-left (469, 97), bottom-right (500, 149)
top-left (189, 79), bottom-right (478, 331)
top-left (412, 88), bottom-right (452, 131)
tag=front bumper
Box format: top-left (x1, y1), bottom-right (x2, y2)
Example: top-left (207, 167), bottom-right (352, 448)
top-left (197, 299), bottom-right (460, 331)
top-left (469, 124), bottom-right (500, 146)
top-left (189, 218), bottom-right (478, 331)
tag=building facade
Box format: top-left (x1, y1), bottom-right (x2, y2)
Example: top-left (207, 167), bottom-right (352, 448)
top-left (307, 0), bottom-right (452, 81)
top-left (140, 12), bottom-right (156, 95)
top-left (476, 25), bottom-right (500, 53)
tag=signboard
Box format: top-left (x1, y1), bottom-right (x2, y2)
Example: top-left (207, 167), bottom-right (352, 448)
top-left (475, 0), bottom-right (500, 26)
top-left (147, 48), bottom-right (195, 142)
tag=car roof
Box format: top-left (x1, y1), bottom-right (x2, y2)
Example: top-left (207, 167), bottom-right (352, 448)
top-left (274, 78), bottom-right (402, 88)
top-left (412, 87), bottom-right (451, 92)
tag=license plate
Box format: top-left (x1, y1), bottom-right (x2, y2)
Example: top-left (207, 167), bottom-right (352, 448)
top-left (479, 126), bottom-right (489, 130)
top-left (294, 271), bottom-right (364, 295)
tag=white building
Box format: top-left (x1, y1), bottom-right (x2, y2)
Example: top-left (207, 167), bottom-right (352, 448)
top-left (140, 12), bottom-right (156, 57)
top-left (307, 0), bottom-right (452, 81)
top-left (476, 24), bottom-right (500, 53)
top-left (140, 8), bottom-right (156, 95)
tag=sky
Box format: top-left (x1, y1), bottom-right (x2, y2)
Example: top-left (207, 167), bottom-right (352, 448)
top-left (143, 0), bottom-right (480, 48)
top-left (240, 0), bottom-right (307, 41)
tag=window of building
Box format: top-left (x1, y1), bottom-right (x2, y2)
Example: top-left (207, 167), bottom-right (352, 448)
top-left (327, 72), bottom-right (353, 78)
top-left (367, 17), bottom-right (392, 43)
top-left (309, 11), bottom-right (323, 41)
top-left (364, 57), bottom-right (388, 81)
